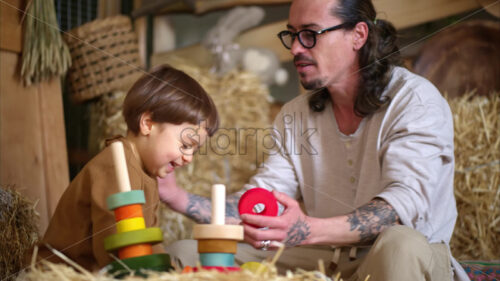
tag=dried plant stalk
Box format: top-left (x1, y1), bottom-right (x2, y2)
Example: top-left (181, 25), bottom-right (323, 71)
top-left (21, 0), bottom-right (71, 86)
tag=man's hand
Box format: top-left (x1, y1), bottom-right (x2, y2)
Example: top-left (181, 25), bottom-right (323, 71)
top-left (240, 191), bottom-right (312, 249)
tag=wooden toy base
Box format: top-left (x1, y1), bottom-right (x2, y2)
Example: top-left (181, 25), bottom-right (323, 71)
top-left (192, 224), bottom-right (243, 240)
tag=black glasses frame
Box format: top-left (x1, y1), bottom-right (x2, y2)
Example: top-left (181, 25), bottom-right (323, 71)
top-left (277, 22), bottom-right (349, 49)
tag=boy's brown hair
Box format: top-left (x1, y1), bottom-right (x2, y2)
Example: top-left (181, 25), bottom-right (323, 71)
top-left (123, 65), bottom-right (219, 136)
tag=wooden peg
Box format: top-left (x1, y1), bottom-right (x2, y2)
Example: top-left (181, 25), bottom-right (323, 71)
top-left (211, 184), bottom-right (226, 225)
top-left (110, 141), bottom-right (131, 193)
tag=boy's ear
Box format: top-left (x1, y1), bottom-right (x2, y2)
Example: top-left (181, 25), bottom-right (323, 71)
top-left (139, 112), bottom-right (154, 135)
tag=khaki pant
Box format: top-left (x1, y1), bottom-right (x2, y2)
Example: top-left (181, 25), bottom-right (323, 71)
top-left (166, 226), bottom-right (452, 281)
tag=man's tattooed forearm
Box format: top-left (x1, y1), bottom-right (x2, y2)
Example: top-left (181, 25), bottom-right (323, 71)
top-left (347, 198), bottom-right (401, 244)
top-left (226, 194), bottom-right (241, 220)
top-left (186, 193), bottom-right (211, 224)
top-left (186, 193), bottom-right (242, 224)
top-left (285, 218), bottom-right (311, 247)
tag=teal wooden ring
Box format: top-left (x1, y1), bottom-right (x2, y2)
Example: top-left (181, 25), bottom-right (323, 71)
top-left (107, 190), bottom-right (145, 210)
top-left (104, 227), bottom-right (163, 251)
top-left (104, 253), bottom-right (173, 278)
top-left (199, 253), bottom-right (235, 267)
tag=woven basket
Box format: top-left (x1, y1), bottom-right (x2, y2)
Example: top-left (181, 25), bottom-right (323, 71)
top-left (63, 15), bottom-right (143, 103)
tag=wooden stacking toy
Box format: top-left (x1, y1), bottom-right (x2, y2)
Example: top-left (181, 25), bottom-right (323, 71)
top-left (238, 187), bottom-right (278, 223)
top-left (103, 142), bottom-right (172, 277)
top-left (193, 184), bottom-right (244, 271)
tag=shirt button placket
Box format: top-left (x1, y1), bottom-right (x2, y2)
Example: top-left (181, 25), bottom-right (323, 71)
top-left (344, 140), bottom-right (356, 186)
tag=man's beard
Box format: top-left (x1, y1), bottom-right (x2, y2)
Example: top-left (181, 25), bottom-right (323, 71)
top-left (299, 74), bottom-right (324, 90)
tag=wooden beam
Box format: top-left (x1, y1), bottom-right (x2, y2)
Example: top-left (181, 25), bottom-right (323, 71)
top-left (133, 0), bottom-right (290, 16)
top-left (373, 0), bottom-right (480, 29)
top-left (189, 0), bottom-right (291, 14)
top-left (134, 0), bottom-right (148, 69)
top-left (0, 0), bottom-right (23, 53)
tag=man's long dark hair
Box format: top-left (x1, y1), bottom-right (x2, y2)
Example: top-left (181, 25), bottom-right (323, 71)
top-left (309, 0), bottom-right (401, 116)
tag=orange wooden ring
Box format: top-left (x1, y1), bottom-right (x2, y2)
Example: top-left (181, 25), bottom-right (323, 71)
top-left (114, 204), bottom-right (143, 221)
top-left (118, 244), bottom-right (153, 259)
top-left (198, 239), bottom-right (238, 253)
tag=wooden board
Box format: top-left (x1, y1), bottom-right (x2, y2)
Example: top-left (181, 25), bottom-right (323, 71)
top-left (134, 0), bottom-right (148, 68)
top-left (0, 51), bottom-right (69, 235)
top-left (151, 0), bottom-right (479, 66)
top-left (133, 0), bottom-right (290, 17)
top-left (373, 0), bottom-right (480, 29)
top-left (0, 0), bottom-right (23, 53)
top-left (37, 75), bottom-right (70, 220)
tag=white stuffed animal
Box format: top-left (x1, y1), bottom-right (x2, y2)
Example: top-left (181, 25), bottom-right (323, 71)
top-left (241, 47), bottom-right (289, 86)
top-left (203, 6), bottom-right (288, 86)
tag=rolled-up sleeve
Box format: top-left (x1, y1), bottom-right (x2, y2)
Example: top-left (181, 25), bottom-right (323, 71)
top-left (377, 94), bottom-right (454, 234)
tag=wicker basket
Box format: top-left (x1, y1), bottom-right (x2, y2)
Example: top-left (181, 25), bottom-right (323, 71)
top-left (63, 15), bottom-right (143, 103)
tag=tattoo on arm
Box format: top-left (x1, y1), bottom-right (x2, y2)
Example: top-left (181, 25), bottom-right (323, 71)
top-left (186, 193), bottom-right (211, 224)
top-left (347, 198), bottom-right (401, 244)
top-left (186, 193), bottom-right (242, 224)
top-left (285, 218), bottom-right (311, 247)
top-left (225, 193), bottom-right (241, 220)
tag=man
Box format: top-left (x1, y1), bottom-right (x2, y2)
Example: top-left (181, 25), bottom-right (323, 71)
top-left (159, 0), bottom-right (469, 280)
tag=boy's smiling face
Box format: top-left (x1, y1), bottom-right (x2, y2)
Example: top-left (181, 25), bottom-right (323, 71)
top-left (135, 113), bottom-right (208, 178)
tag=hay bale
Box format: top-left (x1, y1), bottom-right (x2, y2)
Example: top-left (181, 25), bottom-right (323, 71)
top-left (448, 93), bottom-right (500, 260)
top-left (88, 90), bottom-right (128, 156)
top-left (19, 248), bottom-right (348, 281)
top-left (0, 186), bottom-right (39, 281)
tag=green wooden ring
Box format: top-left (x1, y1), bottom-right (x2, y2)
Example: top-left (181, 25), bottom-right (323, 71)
top-left (104, 253), bottom-right (173, 278)
top-left (107, 190), bottom-right (145, 210)
top-left (104, 228), bottom-right (163, 251)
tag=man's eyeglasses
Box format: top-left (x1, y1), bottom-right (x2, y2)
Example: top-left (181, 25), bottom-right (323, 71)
top-left (277, 23), bottom-right (349, 49)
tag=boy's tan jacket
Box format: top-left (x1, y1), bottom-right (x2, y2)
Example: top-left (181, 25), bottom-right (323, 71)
top-left (38, 136), bottom-right (164, 271)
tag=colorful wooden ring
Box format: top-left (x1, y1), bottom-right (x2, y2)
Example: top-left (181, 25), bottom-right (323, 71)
top-left (192, 224), bottom-right (243, 240)
top-left (199, 253), bottom-right (235, 267)
top-left (238, 188), bottom-right (278, 217)
top-left (105, 253), bottom-right (173, 278)
top-left (241, 261), bottom-right (267, 273)
top-left (197, 239), bottom-right (238, 253)
top-left (106, 190), bottom-right (145, 210)
top-left (194, 266), bottom-right (241, 272)
top-left (116, 217), bottom-right (146, 233)
top-left (114, 204), bottom-right (143, 221)
top-left (118, 243), bottom-right (153, 259)
top-left (104, 227), bottom-right (163, 251)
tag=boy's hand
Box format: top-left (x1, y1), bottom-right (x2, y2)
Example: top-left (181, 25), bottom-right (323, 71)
top-left (157, 172), bottom-right (181, 204)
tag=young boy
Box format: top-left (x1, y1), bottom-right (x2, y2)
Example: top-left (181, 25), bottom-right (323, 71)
top-left (38, 65), bottom-right (219, 271)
